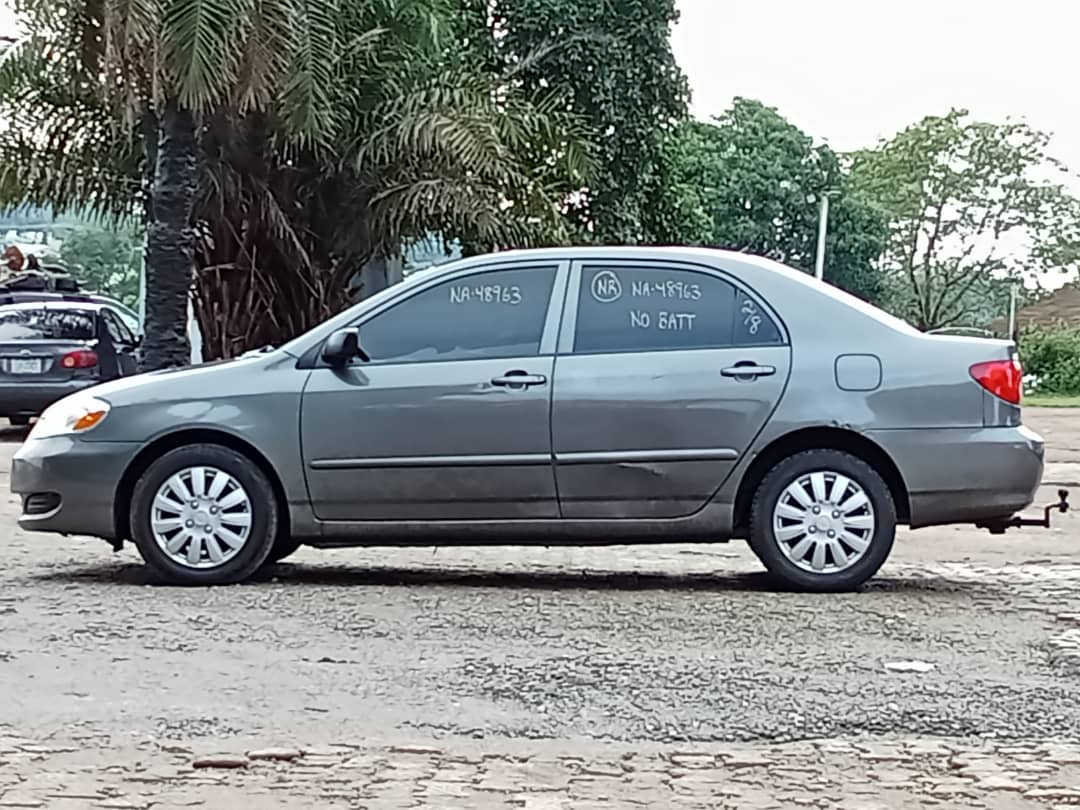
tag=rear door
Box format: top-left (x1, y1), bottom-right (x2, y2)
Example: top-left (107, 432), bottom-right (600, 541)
top-left (0, 306), bottom-right (100, 384)
top-left (551, 260), bottom-right (792, 519)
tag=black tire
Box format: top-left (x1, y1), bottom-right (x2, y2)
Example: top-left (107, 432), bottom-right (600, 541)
top-left (749, 449), bottom-right (896, 592)
top-left (9, 415), bottom-right (30, 426)
top-left (130, 444), bottom-right (279, 586)
top-left (265, 534), bottom-right (304, 565)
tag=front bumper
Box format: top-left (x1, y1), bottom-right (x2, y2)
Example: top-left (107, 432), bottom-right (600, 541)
top-left (0, 381), bottom-right (98, 417)
top-left (11, 436), bottom-right (140, 540)
top-left (869, 424), bottom-right (1045, 529)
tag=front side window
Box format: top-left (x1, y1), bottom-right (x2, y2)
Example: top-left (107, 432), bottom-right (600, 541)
top-left (0, 308), bottom-right (96, 341)
top-left (574, 265), bottom-right (783, 354)
top-left (356, 266), bottom-right (557, 364)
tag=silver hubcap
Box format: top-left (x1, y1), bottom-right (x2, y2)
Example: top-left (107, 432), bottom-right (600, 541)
top-left (772, 470), bottom-right (875, 574)
top-left (151, 466), bottom-right (253, 569)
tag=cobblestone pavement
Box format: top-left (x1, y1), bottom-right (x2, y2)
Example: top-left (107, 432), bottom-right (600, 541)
top-left (3, 737), bottom-right (1080, 809)
top-left (1, 409), bottom-right (1079, 808)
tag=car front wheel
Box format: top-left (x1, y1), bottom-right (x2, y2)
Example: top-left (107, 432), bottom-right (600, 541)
top-left (748, 449), bottom-right (897, 592)
top-left (265, 534), bottom-right (304, 566)
top-left (130, 444), bottom-right (279, 586)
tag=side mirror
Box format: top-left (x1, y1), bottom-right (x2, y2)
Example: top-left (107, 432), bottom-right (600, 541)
top-left (322, 328), bottom-right (368, 365)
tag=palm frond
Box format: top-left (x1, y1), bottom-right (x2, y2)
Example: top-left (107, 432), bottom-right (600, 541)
top-left (0, 106), bottom-right (144, 221)
top-left (279, 0), bottom-right (339, 145)
top-left (232, 0), bottom-right (293, 113)
top-left (161, 0), bottom-right (251, 112)
top-left (102, 0), bottom-right (160, 119)
top-left (0, 33), bottom-right (52, 95)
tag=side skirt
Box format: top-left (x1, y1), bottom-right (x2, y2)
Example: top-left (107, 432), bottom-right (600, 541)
top-left (303, 502), bottom-right (737, 547)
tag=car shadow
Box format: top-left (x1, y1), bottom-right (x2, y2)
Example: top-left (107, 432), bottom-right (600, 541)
top-left (30, 560), bottom-right (970, 595)
top-left (0, 425), bottom-right (29, 443)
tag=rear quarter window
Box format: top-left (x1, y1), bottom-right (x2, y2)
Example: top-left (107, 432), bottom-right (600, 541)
top-left (0, 309), bottom-right (96, 341)
top-left (734, 289), bottom-right (782, 345)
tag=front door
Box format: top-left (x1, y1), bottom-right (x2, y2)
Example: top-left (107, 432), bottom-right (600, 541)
top-left (300, 262), bottom-right (566, 521)
top-left (551, 261), bottom-right (791, 519)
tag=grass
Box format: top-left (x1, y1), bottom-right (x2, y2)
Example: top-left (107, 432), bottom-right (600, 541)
top-left (1024, 393), bottom-right (1080, 408)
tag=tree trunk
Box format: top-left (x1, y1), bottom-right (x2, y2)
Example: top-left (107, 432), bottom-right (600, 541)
top-left (349, 256), bottom-right (404, 301)
top-left (139, 98), bottom-right (196, 372)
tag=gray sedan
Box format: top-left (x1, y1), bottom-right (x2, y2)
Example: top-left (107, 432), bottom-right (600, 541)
top-left (11, 247), bottom-right (1047, 590)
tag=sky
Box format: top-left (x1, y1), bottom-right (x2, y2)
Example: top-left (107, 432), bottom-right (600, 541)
top-left (1, 0), bottom-right (1077, 171)
top-left (672, 0), bottom-right (1080, 173)
top-left (0, 4), bottom-right (13, 39)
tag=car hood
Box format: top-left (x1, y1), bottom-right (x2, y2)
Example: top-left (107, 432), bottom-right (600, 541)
top-left (87, 351), bottom-right (288, 404)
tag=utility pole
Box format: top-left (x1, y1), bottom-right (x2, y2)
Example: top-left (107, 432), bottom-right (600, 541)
top-left (814, 193), bottom-right (831, 281)
top-left (1007, 280), bottom-right (1019, 341)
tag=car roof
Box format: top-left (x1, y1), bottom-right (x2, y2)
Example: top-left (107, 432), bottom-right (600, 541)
top-left (0, 290), bottom-right (128, 305)
top-left (0, 300), bottom-right (102, 313)
top-left (424, 245), bottom-right (778, 265)
top-left (413, 245), bottom-right (815, 285)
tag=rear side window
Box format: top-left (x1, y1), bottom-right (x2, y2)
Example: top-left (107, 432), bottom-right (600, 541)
top-left (102, 310), bottom-right (135, 346)
top-left (574, 265), bottom-right (782, 353)
top-left (356, 266), bottom-right (558, 364)
top-left (0, 308), bottom-right (96, 341)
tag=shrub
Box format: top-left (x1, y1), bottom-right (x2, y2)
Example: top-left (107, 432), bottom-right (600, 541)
top-left (1018, 325), bottom-right (1080, 395)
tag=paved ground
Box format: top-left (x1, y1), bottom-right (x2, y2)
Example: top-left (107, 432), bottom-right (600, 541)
top-left (1, 409), bottom-right (1079, 808)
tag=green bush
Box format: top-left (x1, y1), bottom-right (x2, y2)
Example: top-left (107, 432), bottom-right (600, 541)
top-left (1019, 325), bottom-right (1080, 395)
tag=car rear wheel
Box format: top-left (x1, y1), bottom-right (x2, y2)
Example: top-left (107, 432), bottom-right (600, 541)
top-left (749, 449), bottom-right (896, 592)
top-left (130, 444), bottom-right (278, 586)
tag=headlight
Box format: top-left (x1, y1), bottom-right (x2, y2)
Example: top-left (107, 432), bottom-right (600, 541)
top-left (28, 396), bottom-right (111, 439)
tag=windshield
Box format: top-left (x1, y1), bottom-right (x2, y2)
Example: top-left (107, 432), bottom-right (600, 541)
top-left (0, 308), bottom-right (96, 341)
top-left (277, 262), bottom-right (449, 357)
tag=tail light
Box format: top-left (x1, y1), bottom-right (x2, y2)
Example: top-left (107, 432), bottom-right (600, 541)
top-left (970, 358), bottom-right (1022, 405)
top-left (59, 350), bottom-right (98, 370)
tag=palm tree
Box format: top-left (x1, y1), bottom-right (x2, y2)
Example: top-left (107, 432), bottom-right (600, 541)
top-left (0, 0), bottom-right (593, 361)
top-left (0, 0), bottom-right (341, 368)
top-left (107, 0), bottom-right (340, 369)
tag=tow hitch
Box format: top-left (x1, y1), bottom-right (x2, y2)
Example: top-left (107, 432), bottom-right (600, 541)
top-left (978, 489), bottom-right (1070, 534)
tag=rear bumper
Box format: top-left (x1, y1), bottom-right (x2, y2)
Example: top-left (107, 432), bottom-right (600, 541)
top-left (11, 436), bottom-right (139, 540)
top-left (0, 381), bottom-right (98, 417)
top-left (869, 424), bottom-right (1044, 528)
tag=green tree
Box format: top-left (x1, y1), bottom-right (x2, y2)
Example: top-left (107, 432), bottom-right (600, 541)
top-left (58, 227), bottom-right (142, 308)
top-left (672, 99), bottom-right (888, 302)
top-left (849, 109), bottom-right (1080, 330)
top-left (483, 0), bottom-right (690, 243)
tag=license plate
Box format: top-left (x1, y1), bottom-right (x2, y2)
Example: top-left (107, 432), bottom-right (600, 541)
top-left (7, 358), bottom-right (44, 374)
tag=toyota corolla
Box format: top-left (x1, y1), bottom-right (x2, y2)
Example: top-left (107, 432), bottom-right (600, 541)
top-left (10, 247), bottom-right (1055, 590)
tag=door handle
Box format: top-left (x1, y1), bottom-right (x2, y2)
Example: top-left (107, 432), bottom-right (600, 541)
top-left (721, 363), bottom-right (776, 379)
top-left (491, 370), bottom-right (548, 388)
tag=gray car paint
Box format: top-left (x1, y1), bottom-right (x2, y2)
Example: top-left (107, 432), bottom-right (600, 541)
top-left (11, 246), bottom-right (1044, 548)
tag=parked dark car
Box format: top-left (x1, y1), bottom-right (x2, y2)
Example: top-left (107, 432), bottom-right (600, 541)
top-left (0, 291), bottom-right (142, 336)
top-left (0, 300), bottom-right (139, 424)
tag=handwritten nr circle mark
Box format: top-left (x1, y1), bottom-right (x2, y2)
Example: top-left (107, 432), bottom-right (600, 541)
top-left (590, 271), bottom-right (623, 303)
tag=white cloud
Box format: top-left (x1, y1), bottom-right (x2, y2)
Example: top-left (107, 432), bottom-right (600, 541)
top-left (673, 0), bottom-right (1080, 173)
